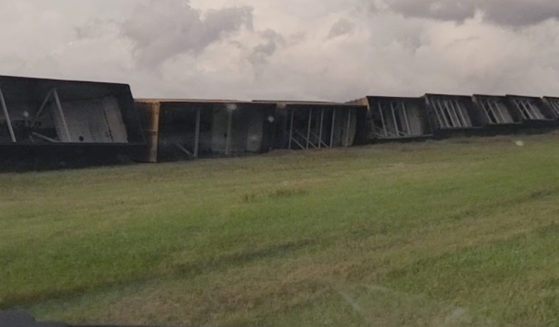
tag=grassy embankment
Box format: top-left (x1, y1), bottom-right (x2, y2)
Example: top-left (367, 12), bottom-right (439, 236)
top-left (1, 134), bottom-right (559, 326)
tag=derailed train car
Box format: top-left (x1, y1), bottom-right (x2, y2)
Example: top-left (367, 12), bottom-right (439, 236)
top-left (472, 94), bottom-right (523, 134)
top-left (506, 95), bottom-right (559, 127)
top-left (424, 94), bottom-right (485, 137)
top-left (265, 101), bottom-right (369, 150)
top-left (2, 73), bottom-right (559, 171)
top-left (351, 96), bottom-right (433, 142)
top-left (0, 75), bottom-right (144, 170)
top-left (136, 100), bottom-right (277, 162)
top-left (542, 97), bottom-right (559, 118)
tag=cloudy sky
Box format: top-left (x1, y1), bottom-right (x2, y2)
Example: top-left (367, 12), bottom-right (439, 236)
top-left (2, 0), bottom-right (559, 101)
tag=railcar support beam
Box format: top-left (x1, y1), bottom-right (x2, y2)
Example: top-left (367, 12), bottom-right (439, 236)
top-left (194, 108), bottom-right (201, 158)
top-left (175, 142), bottom-right (193, 157)
top-left (291, 136), bottom-right (306, 150)
top-left (345, 110), bottom-right (352, 147)
top-left (225, 108), bottom-right (233, 156)
top-left (34, 89), bottom-right (54, 125)
top-left (378, 103), bottom-right (389, 137)
top-left (330, 109), bottom-right (336, 148)
top-left (31, 132), bottom-right (58, 143)
top-left (402, 103), bottom-right (411, 136)
top-left (295, 130), bottom-right (317, 149)
top-left (288, 110), bottom-right (294, 150)
top-left (33, 89), bottom-right (71, 142)
top-left (310, 131), bottom-right (328, 148)
top-left (52, 89), bottom-right (71, 142)
top-left (390, 103), bottom-right (399, 137)
top-left (0, 88), bottom-right (16, 142)
top-left (306, 109), bottom-right (312, 149)
top-left (432, 101), bottom-right (445, 128)
top-left (318, 109), bottom-right (324, 149)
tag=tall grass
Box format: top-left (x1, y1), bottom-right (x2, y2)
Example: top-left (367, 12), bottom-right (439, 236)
top-left (1, 134), bottom-right (559, 326)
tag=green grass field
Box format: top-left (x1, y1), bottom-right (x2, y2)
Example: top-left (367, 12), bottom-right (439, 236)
top-left (2, 133), bottom-right (559, 326)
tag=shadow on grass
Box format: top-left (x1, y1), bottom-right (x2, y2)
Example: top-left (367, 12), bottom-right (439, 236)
top-left (241, 185), bottom-right (309, 203)
top-left (1, 239), bottom-right (317, 311)
top-left (172, 239), bottom-right (317, 278)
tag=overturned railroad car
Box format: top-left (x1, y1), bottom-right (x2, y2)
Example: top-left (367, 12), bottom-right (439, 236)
top-left (506, 95), bottom-right (559, 127)
top-left (472, 94), bottom-right (523, 133)
top-left (136, 100), bottom-right (277, 162)
top-left (542, 97), bottom-right (559, 119)
top-left (0, 75), bottom-right (144, 170)
top-left (351, 96), bottom-right (432, 142)
top-left (264, 101), bottom-right (368, 150)
top-left (424, 94), bottom-right (484, 137)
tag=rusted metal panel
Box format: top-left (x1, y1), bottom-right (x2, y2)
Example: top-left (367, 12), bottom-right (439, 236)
top-left (0, 75), bottom-right (144, 170)
top-left (135, 99), bottom-right (276, 162)
top-left (135, 101), bottom-right (160, 163)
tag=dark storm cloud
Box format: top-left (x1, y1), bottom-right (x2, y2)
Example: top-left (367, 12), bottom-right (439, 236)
top-left (248, 29), bottom-right (285, 65)
top-left (481, 0), bottom-right (559, 26)
top-left (385, 0), bottom-right (559, 26)
top-left (121, 0), bottom-right (253, 67)
top-left (328, 19), bottom-right (355, 39)
top-left (387, 0), bottom-right (476, 22)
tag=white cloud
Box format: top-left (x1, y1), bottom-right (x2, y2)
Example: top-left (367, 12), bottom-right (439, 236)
top-left (1, 0), bottom-right (559, 101)
top-left (121, 0), bottom-right (252, 68)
